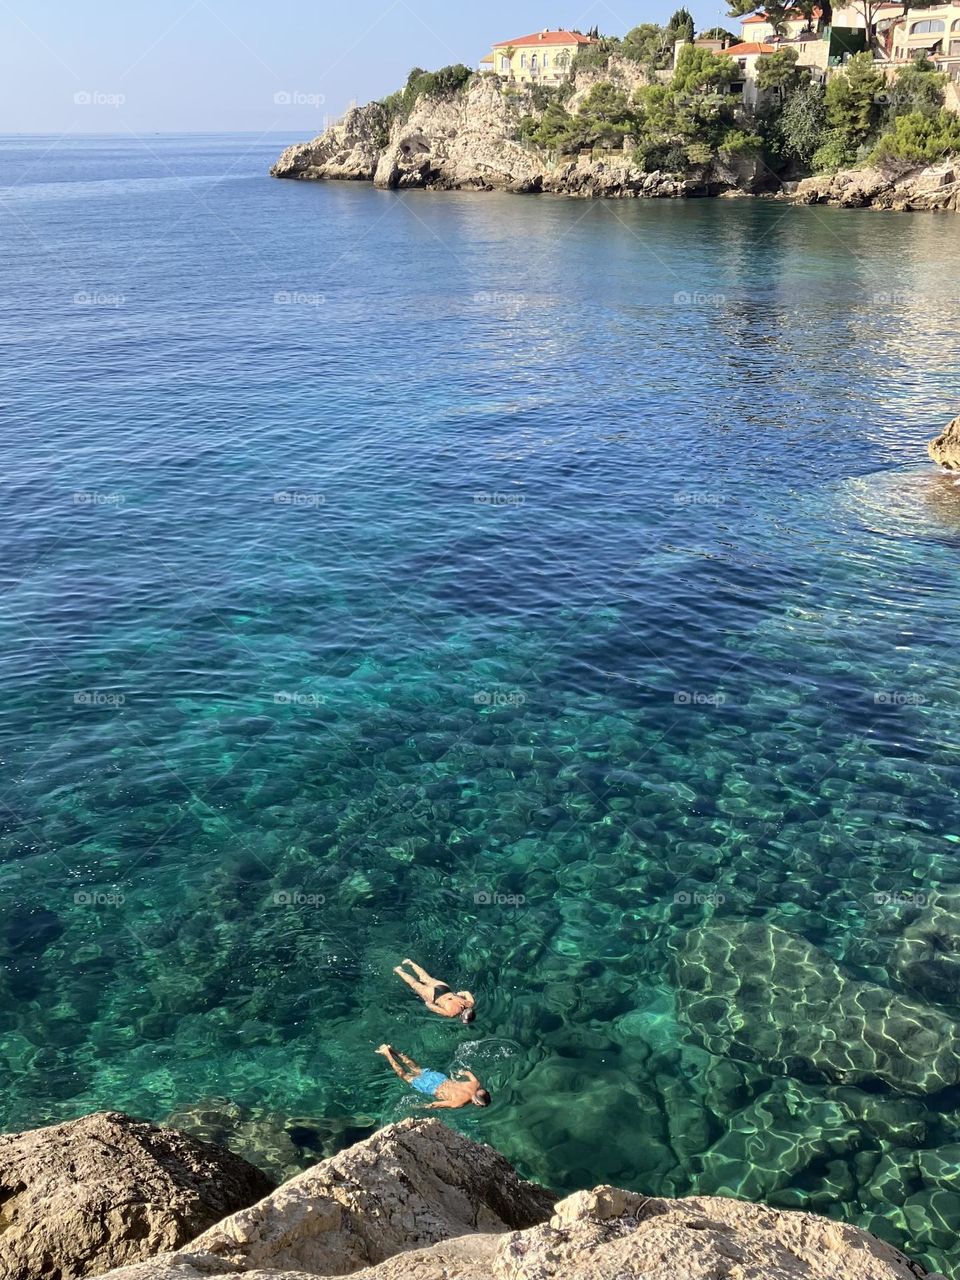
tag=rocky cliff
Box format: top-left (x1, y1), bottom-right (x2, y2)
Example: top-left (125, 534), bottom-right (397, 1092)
top-left (271, 69), bottom-right (959, 208)
top-left (2, 1113), bottom-right (938, 1280)
top-left (270, 71), bottom-right (741, 200)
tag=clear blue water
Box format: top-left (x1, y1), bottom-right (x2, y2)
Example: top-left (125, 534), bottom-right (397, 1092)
top-left (3, 133), bottom-right (960, 1274)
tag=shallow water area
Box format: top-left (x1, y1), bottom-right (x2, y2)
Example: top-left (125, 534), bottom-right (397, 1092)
top-left (1, 133), bottom-right (960, 1276)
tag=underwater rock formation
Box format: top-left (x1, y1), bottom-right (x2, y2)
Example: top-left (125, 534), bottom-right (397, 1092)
top-left (672, 920), bottom-right (960, 1094)
top-left (0, 1111), bottom-right (274, 1280)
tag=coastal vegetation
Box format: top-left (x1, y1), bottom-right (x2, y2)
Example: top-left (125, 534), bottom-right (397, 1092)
top-left (506, 24), bottom-right (958, 180)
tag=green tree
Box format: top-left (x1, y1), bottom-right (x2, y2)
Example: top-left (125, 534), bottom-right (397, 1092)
top-left (672, 43), bottom-right (738, 95)
top-left (622, 23), bottom-right (672, 69)
top-left (824, 51), bottom-right (884, 151)
top-left (870, 109), bottom-right (960, 167)
top-left (773, 79), bottom-right (828, 167)
top-left (665, 7), bottom-right (696, 44)
top-left (888, 56), bottom-right (947, 119)
top-left (726, 0), bottom-right (830, 37)
top-left (755, 48), bottom-right (808, 101)
top-left (700, 26), bottom-right (738, 41)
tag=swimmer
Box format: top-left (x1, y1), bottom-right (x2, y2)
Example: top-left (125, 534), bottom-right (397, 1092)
top-left (375, 1044), bottom-right (491, 1109)
top-left (393, 958), bottom-right (476, 1024)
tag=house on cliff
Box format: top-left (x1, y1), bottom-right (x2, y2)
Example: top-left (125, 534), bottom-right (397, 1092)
top-left (484, 30), bottom-right (598, 84)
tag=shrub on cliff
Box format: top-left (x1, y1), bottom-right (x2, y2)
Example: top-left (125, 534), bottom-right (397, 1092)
top-left (870, 109), bottom-right (960, 168)
top-left (885, 56), bottom-right (947, 120)
top-left (379, 64), bottom-right (474, 124)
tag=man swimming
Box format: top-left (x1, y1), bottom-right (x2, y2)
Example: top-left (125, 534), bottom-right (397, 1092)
top-left (393, 958), bottom-right (476, 1024)
top-left (375, 1044), bottom-right (491, 1109)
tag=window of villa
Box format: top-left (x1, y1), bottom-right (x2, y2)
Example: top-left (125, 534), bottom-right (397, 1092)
top-left (520, 53), bottom-right (527, 66)
top-left (953, 17), bottom-right (960, 28)
top-left (543, 53), bottom-right (550, 66)
top-left (500, 56), bottom-right (509, 70)
top-left (911, 19), bottom-right (945, 32)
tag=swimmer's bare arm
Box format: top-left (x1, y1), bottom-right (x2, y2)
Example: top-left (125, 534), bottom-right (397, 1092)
top-left (425, 1099), bottom-right (458, 1109)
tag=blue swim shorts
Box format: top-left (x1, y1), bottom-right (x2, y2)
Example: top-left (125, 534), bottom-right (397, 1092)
top-left (411, 1069), bottom-right (447, 1097)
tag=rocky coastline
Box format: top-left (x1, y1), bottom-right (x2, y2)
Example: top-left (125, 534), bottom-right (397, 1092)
top-left (270, 68), bottom-right (960, 212)
top-left (0, 1111), bottom-right (940, 1280)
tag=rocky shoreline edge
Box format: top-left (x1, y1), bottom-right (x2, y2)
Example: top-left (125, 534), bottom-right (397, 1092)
top-left (270, 75), bottom-right (960, 213)
top-left (0, 1110), bottom-right (941, 1280)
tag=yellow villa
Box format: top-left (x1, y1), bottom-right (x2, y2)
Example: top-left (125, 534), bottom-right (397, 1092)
top-left (485, 29), bottom-right (599, 84)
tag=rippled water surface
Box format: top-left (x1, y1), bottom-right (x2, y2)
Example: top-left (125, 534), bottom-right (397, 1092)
top-left (3, 133), bottom-right (960, 1275)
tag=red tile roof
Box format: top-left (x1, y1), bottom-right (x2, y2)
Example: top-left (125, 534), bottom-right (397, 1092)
top-left (493, 30), bottom-right (598, 48)
top-left (726, 40), bottom-right (778, 53)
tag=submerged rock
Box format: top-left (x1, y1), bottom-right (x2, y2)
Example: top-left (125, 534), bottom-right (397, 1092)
top-left (94, 1121), bottom-right (926, 1280)
top-left (673, 920), bottom-right (960, 1094)
top-left (928, 415), bottom-right (960, 470)
top-left (0, 1111), bottom-right (274, 1280)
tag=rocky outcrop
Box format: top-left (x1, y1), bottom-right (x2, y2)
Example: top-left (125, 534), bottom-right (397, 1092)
top-left (795, 158), bottom-right (960, 211)
top-left (272, 104), bottom-right (389, 181)
top-left (271, 70), bottom-right (745, 200)
top-left (673, 920), bottom-right (960, 1094)
top-left (94, 1131), bottom-right (928, 1280)
top-left (928, 414), bottom-right (960, 469)
top-left (0, 1111), bottom-right (274, 1280)
top-left (176, 1117), bottom-right (552, 1275)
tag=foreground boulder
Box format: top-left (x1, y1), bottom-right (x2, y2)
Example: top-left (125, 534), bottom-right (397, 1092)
top-left (928, 415), bottom-right (960, 469)
top-left (0, 1111), bottom-right (275, 1280)
top-left (175, 1118), bottom-right (553, 1275)
top-left (98, 1163), bottom-right (928, 1280)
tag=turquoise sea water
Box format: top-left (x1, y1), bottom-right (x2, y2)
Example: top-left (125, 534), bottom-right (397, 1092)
top-left (3, 133), bottom-right (960, 1273)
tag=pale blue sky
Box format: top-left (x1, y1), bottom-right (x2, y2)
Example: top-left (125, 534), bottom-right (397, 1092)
top-left (0, 0), bottom-right (730, 134)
